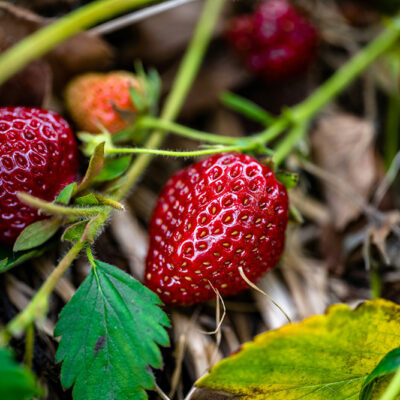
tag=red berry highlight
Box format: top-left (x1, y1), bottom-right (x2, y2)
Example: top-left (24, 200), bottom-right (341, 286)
top-left (0, 106), bottom-right (79, 245)
top-left (228, 0), bottom-right (318, 81)
top-left (145, 153), bottom-right (289, 306)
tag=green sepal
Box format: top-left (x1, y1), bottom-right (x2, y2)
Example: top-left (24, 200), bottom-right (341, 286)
top-left (77, 142), bottom-right (105, 192)
top-left (130, 85), bottom-right (145, 112)
top-left (276, 171), bottom-right (299, 189)
top-left (74, 194), bottom-right (99, 206)
top-left (62, 221), bottom-right (89, 242)
top-left (94, 156), bottom-right (132, 182)
top-left (56, 183), bottom-right (77, 205)
top-left (13, 217), bottom-right (62, 252)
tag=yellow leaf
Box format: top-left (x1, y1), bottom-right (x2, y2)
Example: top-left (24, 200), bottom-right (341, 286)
top-left (195, 299), bottom-right (400, 400)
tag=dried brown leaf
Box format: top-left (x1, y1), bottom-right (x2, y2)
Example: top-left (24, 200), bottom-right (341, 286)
top-left (311, 113), bottom-right (378, 229)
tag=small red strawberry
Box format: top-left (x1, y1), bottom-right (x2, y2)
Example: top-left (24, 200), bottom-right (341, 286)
top-left (227, 0), bottom-right (318, 81)
top-left (65, 71), bottom-right (141, 134)
top-left (145, 153), bottom-right (289, 305)
top-left (0, 106), bottom-right (79, 245)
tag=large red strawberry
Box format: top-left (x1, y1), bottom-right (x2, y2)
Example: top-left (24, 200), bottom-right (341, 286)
top-left (145, 153), bottom-right (289, 305)
top-left (0, 107), bottom-right (78, 245)
top-left (65, 71), bottom-right (141, 134)
top-left (227, 0), bottom-right (318, 81)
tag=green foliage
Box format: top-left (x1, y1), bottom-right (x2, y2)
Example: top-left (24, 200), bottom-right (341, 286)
top-left (54, 259), bottom-right (170, 400)
top-left (77, 143), bottom-right (105, 192)
top-left (196, 299), bottom-right (400, 400)
top-left (275, 171), bottom-right (299, 189)
top-left (0, 348), bottom-right (42, 399)
top-left (361, 347), bottom-right (400, 400)
top-left (0, 244), bottom-right (51, 274)
top-left (56, 183), bottom-right (77, 205)
top-left (131, 62), bottom-right (161, 116)
top-left (94, 156), bottom-right (132, 182)
top-left (13, 217), bottom-right (61, 252)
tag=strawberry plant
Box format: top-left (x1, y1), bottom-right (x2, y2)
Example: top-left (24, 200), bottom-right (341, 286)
top-left (0, 1), bottom-right (400, 400)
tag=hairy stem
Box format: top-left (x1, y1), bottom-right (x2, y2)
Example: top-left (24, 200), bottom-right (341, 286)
top-left (1, 240), bottom-right (86, 343)
top-left (18, 193), bottom-right (108, 217)
top-left (108, 145), bottom-right (247, 157)
top-left (0, 0), bottom-right (158, 85)
top-left (138, 116), bottom-right (241, 145)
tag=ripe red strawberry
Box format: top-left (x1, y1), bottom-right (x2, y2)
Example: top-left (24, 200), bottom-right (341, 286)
top-left (227, 0), bottom-right (318, 81)
top-left (65, 71), bottom-right (141, 134)
top-left (145, 153), bottom-right (289, 305)
top-left (0, 106), bottom-right (78, 245)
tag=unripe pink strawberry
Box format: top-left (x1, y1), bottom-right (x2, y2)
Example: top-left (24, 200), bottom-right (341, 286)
top-left (65, 71), bottom-right (141, 134)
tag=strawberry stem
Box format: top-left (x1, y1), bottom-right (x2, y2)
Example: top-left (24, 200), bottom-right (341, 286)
top-left (107, 144), bottom-right (248, 157)
top-left (290, 17), bottom-right (400, 123)
top-left (137, 116), bottom-right (241, 145)
top-left (1, 240), bottom-right (86, 343)
top-left (17, 193), bottom-right (109, 218)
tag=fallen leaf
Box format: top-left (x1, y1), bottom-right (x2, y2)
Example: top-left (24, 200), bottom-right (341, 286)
top-left (311, 113), bottom-right (378, 229)
top-left (193, 299), bottom-right (400, 400)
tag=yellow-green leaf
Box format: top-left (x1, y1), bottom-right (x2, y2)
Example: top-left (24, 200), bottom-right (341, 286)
top-left (195, 299), bottom-right (400, 400)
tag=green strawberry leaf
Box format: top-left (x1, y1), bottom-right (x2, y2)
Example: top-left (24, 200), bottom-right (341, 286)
top-left (195, 299), bottom-right (400, 400)
top-left (56, 183), bottom-right (77, 205)
top-left (0, 348), bottom-right (42, 399)
top-left (77, 143), bottom-right (105, 193)
top-left (54, 259), bottom-right (170, 400)
top-left (95, 156), bottom-right (132, 182)
top-left (0, 243), bottom-right (51, 274)
top-left (360, 347), bottom-right (400, 400)
top-left (13, 217), bottom-right (61, 252)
